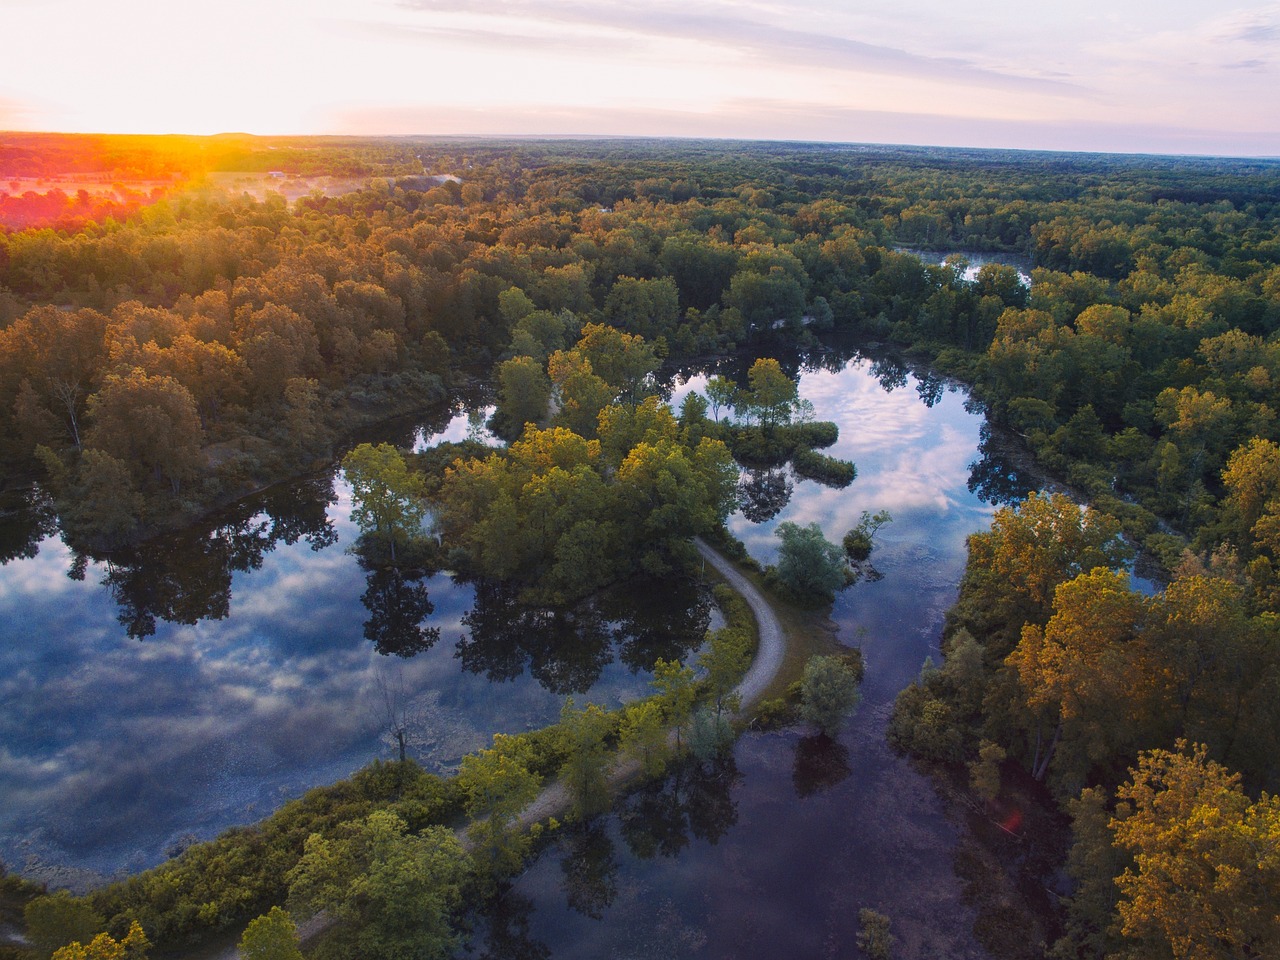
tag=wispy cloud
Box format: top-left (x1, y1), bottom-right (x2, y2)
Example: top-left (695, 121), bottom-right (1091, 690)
top-left (391, 0), bottom-right (1078, 92)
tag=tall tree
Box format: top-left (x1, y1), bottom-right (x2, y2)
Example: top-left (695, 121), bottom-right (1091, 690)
top-left (1110, 742), bottom-right (1280, 960)
top-left (341, 442), bottom-right (427, 564)
top-left (84, 367), bottom-right (204, 494)
top-left (458, 734), bottom-right (542, 878)
top-left (286, 811), bottom-right (470, 960)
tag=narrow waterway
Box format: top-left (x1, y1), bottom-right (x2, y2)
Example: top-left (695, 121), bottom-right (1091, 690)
top-left (494, 350), bottom-right (1024, 959)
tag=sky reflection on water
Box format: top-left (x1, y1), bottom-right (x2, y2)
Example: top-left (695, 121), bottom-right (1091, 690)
top-left (0, 410), bottom-right (688, 885)
top-left (503, 354), bottom-right (1003, 960)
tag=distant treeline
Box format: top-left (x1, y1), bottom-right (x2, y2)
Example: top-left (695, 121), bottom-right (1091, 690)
top-left (3, 135), bottom-right (1280, 960)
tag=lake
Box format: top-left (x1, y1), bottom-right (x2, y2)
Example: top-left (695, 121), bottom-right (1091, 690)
top-left (0, 417), bottom-right (714, 888)
top-left (0, 341), bottom-right (1038, 955)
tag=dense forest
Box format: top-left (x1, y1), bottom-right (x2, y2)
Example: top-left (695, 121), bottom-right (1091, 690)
top-left (2, 133), bottom-right (1279, 959)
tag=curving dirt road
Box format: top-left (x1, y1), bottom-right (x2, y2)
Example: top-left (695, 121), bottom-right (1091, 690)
top-left (694, 538), bottom-right (786, 711)
top-left (202, 539), bottom-right (784, 958)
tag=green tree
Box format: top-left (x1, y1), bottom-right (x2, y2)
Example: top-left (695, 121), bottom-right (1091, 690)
top-left (24, 891), bottom-right (104, 959)
top-left (688, 705), bottom-right (734, 763)
top-left (774, 521), bottom-right (847, 603)
top-left (700, 625), bottom-right (751, 718)
top-left (286, 810), bottom-right (469, 960)
top-left (238, 907), bottom-right (303, 960)
top-left (572, 322), bottom-right (659, 405)
top-left (493, 355), bottom-right (551, 439)
top-left (705, 375), bottom-right (737, 423)
top-left (559, 699), bottom-right (613, 818)
top-left (651, 658), bottom-right (696, 745)
top-left (457, 734), bottom-right (542, 878)
top-left (619, 699), bottom-right (670, 777)
top-left (799, 655), bottom-right (862, 736)
top-left (341, 442), bottom-right (427, 564)
top-left (745, 358), bottom-right (798, 430)
top-left (547, 348), bottom-right (613, 439)
top-left (603, 276), bottom-right (679, 342)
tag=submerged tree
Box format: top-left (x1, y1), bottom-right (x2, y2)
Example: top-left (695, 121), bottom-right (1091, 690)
top-left (773, 521), bottom-right (847, 603)
top-left (799, 655), bottom-right (862, 736)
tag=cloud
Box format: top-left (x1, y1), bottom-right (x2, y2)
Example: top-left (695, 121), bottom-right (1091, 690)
top-left (391, 0), bottom-right (1076, 92)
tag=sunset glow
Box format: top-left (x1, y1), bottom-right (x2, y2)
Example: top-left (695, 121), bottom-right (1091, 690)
top-left (2, 0), bottom-right (1278, 155)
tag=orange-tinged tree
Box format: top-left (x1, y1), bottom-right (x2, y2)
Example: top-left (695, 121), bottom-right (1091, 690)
top-left (51, 921), bottom-right (149, 960)
top-left (955, 491), bottom-right (1130, 657)
top-left (1111, 742), bottom-right (1280, 960)
top-left (1007, 567), bottom-right (1146, 786)
top-left (84, 368), bottom-right (203, 494)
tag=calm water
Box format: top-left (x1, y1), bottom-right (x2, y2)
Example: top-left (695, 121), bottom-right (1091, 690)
top-left (0, 414), bottom-right (711, 887)
top-left (1, 344), bottom-right (1036, 956)
top-left (899, 248), bottom-right (1034, 285)
top-left (493, 351), bottom-right (1028, 960)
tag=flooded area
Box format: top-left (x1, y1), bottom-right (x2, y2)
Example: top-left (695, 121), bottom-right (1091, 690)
top-left (1, 343), bottom-right (1037, 956)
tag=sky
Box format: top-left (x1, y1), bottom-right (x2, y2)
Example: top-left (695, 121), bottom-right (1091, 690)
top-left (2, 0), bottom-right (1278, 156)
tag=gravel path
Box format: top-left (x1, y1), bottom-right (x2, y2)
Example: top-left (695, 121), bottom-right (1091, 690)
top-left (694, 537), bottom-right (786, 712)
top-left (200, 539), bottom-right (785, 958)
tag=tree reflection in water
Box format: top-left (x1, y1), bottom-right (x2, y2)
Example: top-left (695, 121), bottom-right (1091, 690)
top-left (619, 755), bottom-right (741, 861)
top-left (473, 890), bottom-right (551, 960)
top-left (736, 467), bottom-right (793, 523)
top-left (456, 574), bottom-right (711, 694)
top-left (84, 474), bottom-right (338, 638)
top-left (360, 566), bottom-right (439, 657)
top-left (456, 579), bottom-right (614, 695)
top-left (560, 821), bottom-right (619, 920)
top-left (791, 733), bottom-right (853, 798)
top-left (967, 423), bottom-right (1038, 506)
top-left (0, 485), bottom-right (57, 564)
top-left (597, 574), bottom-right (712, 673)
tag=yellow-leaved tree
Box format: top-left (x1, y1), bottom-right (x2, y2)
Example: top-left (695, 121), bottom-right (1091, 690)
top-left (1110, 742), bottom-right (1280, 960)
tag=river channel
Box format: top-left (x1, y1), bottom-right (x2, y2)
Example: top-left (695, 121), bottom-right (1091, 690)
top-left (1, 340), bottom-right (1037, 955)
top-left (485, 346), bottom-right (1030, 960)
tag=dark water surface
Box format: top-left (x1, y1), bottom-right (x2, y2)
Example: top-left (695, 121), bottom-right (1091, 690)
top-left (495, 355), bottom-right (1015, 959)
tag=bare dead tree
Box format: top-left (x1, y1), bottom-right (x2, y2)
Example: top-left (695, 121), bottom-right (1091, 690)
top-left (375, 668), bottom-right (412, 762)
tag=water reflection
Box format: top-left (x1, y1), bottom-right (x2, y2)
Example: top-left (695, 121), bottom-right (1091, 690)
top-left (0, 409), bottom-right (710, 881)
top-left (967, 423), bottom-right (1040, 506)
top-left (508, 350), bottom-right (1002, 959)
top-left (456, 581), bottom-right (615, 694)
top-left (85, 473), bottom-right (338, 639)
top-left (474, 891), bottom-right (551, 960)
top-left (0, 486), bottom-right (56, 564)
top-left (791, 734), bottom-right (852, 798)
top-left (736, 467), bottom-right (794, 523)
top-left (360, 566), bottom-right (440, 657)
top-left (869, 354), bottom-right (910, 392)
top-left (560, 822), bottom-right (620, 920)
top-left (618, 756), bottom-right (741, 860)
top-left (456, 574), bottom-right (713, 694)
